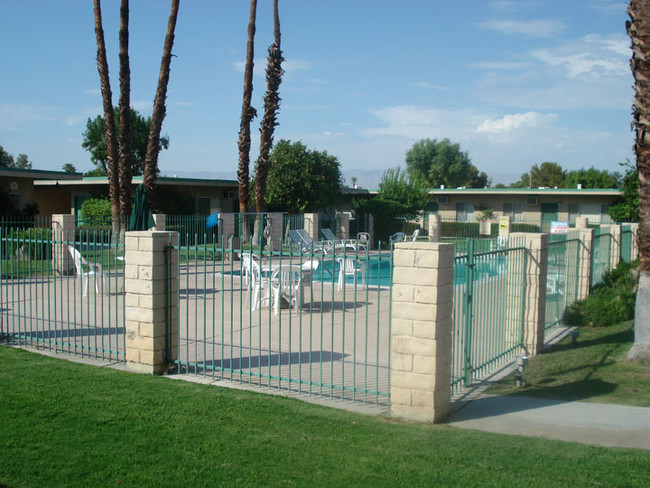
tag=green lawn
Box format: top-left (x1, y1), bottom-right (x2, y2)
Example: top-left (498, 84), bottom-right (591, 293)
top-left (1, 347), bottom-right (649, 487)
top-left (488, 321), bottom-right (650, 407)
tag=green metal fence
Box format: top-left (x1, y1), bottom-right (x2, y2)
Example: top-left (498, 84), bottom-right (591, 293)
top-left (621, 223), bottom-right (634, 263)
top-left (167, 234), bottom-right (392, 405)
top-left (167, 214), bottom-right (219, 247)
top-left (451, 238), bottom-right (527, 395)
top-left (1, 221), bottom-right (125, 361)
top-left (592, 226), bottom-right (612, 287)
top-left (545, 238), bottom-right (580, 335)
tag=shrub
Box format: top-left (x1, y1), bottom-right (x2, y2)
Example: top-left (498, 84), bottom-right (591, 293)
top-left (564, 260), bottom-right (638, 327)
top-left (80, 197), bottom-right (112, 223)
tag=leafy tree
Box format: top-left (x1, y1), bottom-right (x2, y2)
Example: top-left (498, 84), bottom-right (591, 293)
top-left (264, 140), bottom-right (342, 213)
top-left (627, 0), bottom-right (650, 363)
top-left (82, 107), bottom-right (169, 177)
top-left (608, 162), bottom-right (639, 222)
top-left (62, 163), bottom-right (77, 173)
top-left (511, 162), bottom-right (566, 188)
top-left (405, 138), bottom-right (488, 189)
top-left (0, 143), bottom-right (14, 167)
top-left (564, 166), bottom-right (621, 189)
top-left (376, 167), bottom-right (429, 217)
top-left (0, 143), bottom-right (32, 169)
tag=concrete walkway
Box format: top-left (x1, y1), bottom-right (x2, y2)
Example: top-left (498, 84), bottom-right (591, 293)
top-left (448, 394), bottom-right (650, 450)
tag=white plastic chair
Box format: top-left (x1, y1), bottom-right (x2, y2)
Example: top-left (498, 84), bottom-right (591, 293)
top-left (335, 257), bottom-right (364, 291)
top-left (269, 265), bottom-right (303, 315)
top-left (356, 232), bottom-right (369, 252)
top-left (247, 259), bottom-right (272, 311)
top-left (239, 252), bottom-right (259, 288)
top-left (68, 246), bottom-right (106, 297)
top-left (411, 229), bottom-right (420, 241)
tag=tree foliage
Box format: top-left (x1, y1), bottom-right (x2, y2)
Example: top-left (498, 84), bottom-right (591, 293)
top-left (0, 143), bottom-right (32, 169)
top-left (608, 162), bottom-right (639, 222)
top-left (80, 197), bottom-right (112, 222)
top-left (376, 167), bottom-right (429, 217)
top-left (405, 138), bottom-right (487, 189)
top-left (82, 107), bottom-right (169, 177)
top-left (511, 162), bottom-right (566, 188)
top-left (564, 166), bottom-right (621, 189)
top-left (264, 140), bottom-right (342, 213)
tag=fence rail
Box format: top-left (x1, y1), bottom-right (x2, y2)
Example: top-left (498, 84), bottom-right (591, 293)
top-left (168, 236), bottom-right (393, 405)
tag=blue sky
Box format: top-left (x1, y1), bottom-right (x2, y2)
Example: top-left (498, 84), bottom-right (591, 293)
top-left (0, 0), bottom-right (634, 188)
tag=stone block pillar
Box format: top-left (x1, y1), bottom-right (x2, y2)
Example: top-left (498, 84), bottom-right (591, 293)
top-left (510, 233), bottom-right (548, 356)
top-left (390, 242), bottom-right (454, 423)
top-left (220, 213), bottom-right (235, 247)
top-left (428, 213), bottom-right (441, 242)
top-left (304, 213), bottom-right (319, 242)
top-left (499, 216), bottom-right (511, 240)
top-left (152, 214), bottom-right (166, 231)
top-left (337, 212), bottom-right (350, 240)
top-left (630, 223), bottom-right (640, 261)
top-left (52, 214), bottom-right (75, 276)
top-left (577, 227), bottom-right (594, 300)
top-left (124, 231), bottom-right (179, 375)
top-left (575, 216), bottom-right (589, 229)
top-left (268, 212), bottom-right (284, 252)
top-left (601, 224), bottom-right (621, 270)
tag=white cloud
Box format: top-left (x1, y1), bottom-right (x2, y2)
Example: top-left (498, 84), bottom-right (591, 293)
top-left (477, 111), bottom-right (558, 134)
top-left (472, 61), bottom-right (534, 70)
top-left (477, 19), bottom-right (566, 37)
top-left (411, 81), bottom-right (450, 91)
top-left (0, 104), bottom-right (57, 130)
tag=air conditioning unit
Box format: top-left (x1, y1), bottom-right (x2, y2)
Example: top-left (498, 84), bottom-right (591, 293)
top-left (227, 190), bottom-right (237, 200)
top-left (526, 196), bottom-right (538, 206)
top-left (437, 196), bottom-right (449, 204)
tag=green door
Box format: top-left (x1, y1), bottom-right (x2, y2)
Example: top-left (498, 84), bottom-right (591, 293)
top-left (541, 203), bottom-right (559, 222)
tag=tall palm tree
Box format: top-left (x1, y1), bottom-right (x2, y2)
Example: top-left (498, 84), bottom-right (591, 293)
top-left (628, 0), bottom-right (650, 362)
top-left (118, 0), bottom-right (132, 217)
top-left (143, 0), bottom-right (181, 199)
top-left (92, 0), bottom-right (120, 226)
top-left (237, 0), bottom-right (258, 216)
top-left (254, 0), bottom-right (283, 213)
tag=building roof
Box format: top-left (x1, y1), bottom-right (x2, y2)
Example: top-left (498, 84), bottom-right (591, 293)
top-left (34, 175), bottom-right (238, 187)
top-left (342, 186), bottom-right (621, 196)
top-left (0, 167), bottom-right (83, 180)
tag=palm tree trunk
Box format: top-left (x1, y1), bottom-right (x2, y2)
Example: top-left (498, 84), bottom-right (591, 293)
top-left (254, 0), bottom-right (283, 214)
top-left (118, 0), bottom-right (133, 218)
top-left (143, 0), bottom-right (180, 201)
top-left (237, 0), bottom-right (258, 219)
top-left (628, 0), bottom-right (650, 362)
top-left (92, 0), bottom-right (120, 237)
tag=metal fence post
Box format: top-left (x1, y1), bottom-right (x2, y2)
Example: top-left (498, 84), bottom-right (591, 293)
top-left (390, 241), bottom-right (454, 422)
top-left (124, 231), bottom-right (179, 375)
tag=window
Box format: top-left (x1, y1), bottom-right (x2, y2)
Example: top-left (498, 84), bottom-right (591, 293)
top-left (456, 202), bottom-right (475, 222)
top-left (196, 197), bottom-right (211, 214)
top-left (503, 203), bottom-right (523, 220)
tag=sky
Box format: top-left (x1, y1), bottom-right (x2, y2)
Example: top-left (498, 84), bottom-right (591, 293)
top-left (0, 0), bottom-right (635, 188)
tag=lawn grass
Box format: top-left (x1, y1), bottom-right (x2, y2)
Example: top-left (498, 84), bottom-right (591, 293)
top-left (1, 347), bottom-right (649, 487)
top-left (487, 321), bottom-right (650, 407)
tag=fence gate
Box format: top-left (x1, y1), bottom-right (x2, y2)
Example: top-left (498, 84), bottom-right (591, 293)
top-left (451, 238), bottom-right (527, 395)
top-left (168, 235), bottom-right (393, 405)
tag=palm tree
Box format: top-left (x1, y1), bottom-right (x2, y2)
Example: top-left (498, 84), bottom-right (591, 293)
top-left (628, 0), bottom-right (650, 362)
top-left (143, 0), bottom-right (181, 201)
top-left (92, 0), bottom-right (120, 227)
top-left (237, 0), bottom-right (258, 217)
top-left (118, 0), bottom-right (133, 218)
top-left (254, 0), bottom-right (283, 213)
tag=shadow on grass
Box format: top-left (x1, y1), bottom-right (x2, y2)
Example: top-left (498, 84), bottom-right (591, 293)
top-left (543, 326), bottom-right (633, 354)
top-left (498, 378), bottom-right (618, 404)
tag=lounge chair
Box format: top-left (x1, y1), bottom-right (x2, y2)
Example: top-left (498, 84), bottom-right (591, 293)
top-left (321, 228), bottom-right (357, 254)
top-left (288, 229), bottom-right (329, 253)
